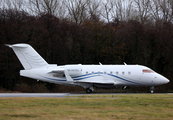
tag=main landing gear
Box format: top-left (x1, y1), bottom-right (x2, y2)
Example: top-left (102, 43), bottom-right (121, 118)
top-left (86, 88), bottom-right (92, 93)
top-left (86, 86), bottom-right (94, 93)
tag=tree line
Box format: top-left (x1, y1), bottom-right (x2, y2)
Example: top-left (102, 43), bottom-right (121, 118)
top-left (1, 0), bottom-right (173, 23)
top-left (0, 0), bottom-right (173, 93)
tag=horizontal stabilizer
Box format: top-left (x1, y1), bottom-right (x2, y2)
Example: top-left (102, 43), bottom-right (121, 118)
top-left (5, 44), bottom-right (28, 48)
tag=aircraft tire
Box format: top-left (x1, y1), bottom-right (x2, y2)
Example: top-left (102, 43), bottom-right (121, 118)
top-left (86, 88), bottom-right (92, 93)
top-left (150, 86), bottom-right (154, 93)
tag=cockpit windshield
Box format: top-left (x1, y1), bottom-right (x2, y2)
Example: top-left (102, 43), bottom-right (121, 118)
top-left (142, 69), bottom-right (154, 73)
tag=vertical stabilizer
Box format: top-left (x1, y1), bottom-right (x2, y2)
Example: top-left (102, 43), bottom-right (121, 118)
top-left (6, 43), bottom-right (48, 70)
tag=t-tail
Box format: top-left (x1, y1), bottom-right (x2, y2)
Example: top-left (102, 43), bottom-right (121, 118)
top-left (6, 43), bottom-right (48, 70)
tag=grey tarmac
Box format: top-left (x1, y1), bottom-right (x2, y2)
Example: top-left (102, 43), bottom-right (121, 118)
top-left (0, 93), bottom-right (172, 97)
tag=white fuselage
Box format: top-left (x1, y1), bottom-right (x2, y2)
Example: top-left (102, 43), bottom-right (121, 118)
top-left (20, 64), bottom-right (169, 88)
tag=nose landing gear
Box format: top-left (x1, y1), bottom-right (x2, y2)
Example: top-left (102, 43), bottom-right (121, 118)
top-left (150, 86), bottom-right (154, 93)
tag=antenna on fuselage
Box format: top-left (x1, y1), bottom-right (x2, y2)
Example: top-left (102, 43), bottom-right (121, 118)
top-left (124, 62), bottom-right (127, 65)
top-left (99, 62), bottom-right (102, 65)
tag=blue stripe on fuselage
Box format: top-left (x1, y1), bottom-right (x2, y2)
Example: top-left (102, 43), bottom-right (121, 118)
top-left (40, 73), bottom-right (140, 84)
top-left (72, 72), bottom-right (103, 79)
top-left (107, 74), bottom-right (140, 84)
top-left (72, 73), bottom-right (140, 84)
top-left (73, 75), bottom-right (100, 81)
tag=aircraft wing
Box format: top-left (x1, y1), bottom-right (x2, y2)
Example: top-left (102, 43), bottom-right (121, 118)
top-left (48, 70), bottom-right (122, 85)
top-left (74, 80), bottom-right (123, 86)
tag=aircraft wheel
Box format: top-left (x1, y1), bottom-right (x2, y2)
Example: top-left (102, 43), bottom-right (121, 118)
top-left (150, 86), bottom-right (154, 93)
top-left (86, 88), bottom-right (92, 93)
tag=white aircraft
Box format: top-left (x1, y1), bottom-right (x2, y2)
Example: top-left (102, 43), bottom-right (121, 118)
top-left (6, 43), bottom-right (169, 93)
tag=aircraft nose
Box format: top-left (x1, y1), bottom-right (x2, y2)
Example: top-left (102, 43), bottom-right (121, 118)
top-left (164, 78), bottom-right (170, 84)
top-left (154, 75), bottom-right (170, 85)
top-left (161, 77), bottom-right (169, 84)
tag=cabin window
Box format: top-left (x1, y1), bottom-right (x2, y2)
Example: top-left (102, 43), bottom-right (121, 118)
top-left (98, 71), bottom-right (100, 75)
top-left (122, 72), bottom-right (125, 75)
top-left (116, 72), bottom-right (118, 75)
top-left (110, 71), bottom-right (113, 74)
top-left (128, 72), bottom-right (131, 75)
top-left (86, 71), bottom-right (88, 74)
top-left (92, 71), bottom-right (94, 74)
top-left (104, 71), bottom-right (107, 75)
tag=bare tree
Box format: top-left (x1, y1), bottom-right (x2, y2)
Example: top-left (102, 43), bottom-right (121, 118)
top-left (149, 0), bottom-right (173, 22)
top-left (4, 0), bottom-right (12, 9)
top-left (64, 0), bottom-right (89, 24)
top-left (0, 0), bottom-right (26, 10)
top-left (12, 0), bottom-right (24, 10)
top-left (28, 0), bottom-right (61, 16)
top-left (55, 1), bottom-right (68, 19)
top-left (101, 0), bottom-right (131, 22)
top-left (159, 0), bottom-right (173, 22)
top-left (113, 0), bottom-right (124, 21)
top-left (42, 0), bottom-right (58, 15)
top-left (100, 0), bottom-right (112, 23)
top-left (28, 0), bottom-right (41, 14)
top-left (133, 0), bottom-right (151, 23)
top-left (149, 0), bottom-right (162, 21)
top-left (160, 0), bottom-right (170, 21)
top-left (86, 0), bottom-right (101, 18)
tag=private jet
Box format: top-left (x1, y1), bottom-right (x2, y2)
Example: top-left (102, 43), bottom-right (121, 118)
top-left (6, 43), bottom-right (169, 93)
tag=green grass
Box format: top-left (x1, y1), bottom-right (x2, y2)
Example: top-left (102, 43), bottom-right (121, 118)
top-left (0, 94), bottom-right (173, 120)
